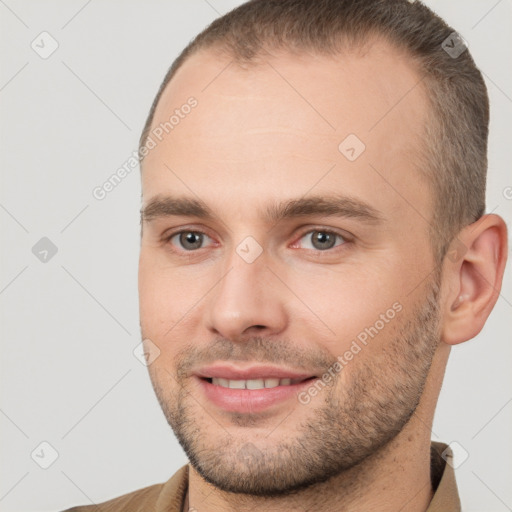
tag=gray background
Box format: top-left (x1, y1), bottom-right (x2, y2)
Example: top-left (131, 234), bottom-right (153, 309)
top-left (0, 1), bottom-right (511, 511)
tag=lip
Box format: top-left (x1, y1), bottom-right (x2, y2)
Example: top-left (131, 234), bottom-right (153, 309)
top-left (194, 364), bottom-right (318, 414)
top-left (195, 364), bottom-right (315, 381)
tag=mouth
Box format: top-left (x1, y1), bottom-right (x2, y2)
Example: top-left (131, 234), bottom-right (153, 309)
top-left (194, 364), bottom-right (320, 413)
top-left (201, 376), bottom-right (316, 389)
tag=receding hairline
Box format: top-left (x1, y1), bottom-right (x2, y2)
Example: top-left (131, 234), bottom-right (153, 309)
top-left (140, 32), bottom-right (429, 156)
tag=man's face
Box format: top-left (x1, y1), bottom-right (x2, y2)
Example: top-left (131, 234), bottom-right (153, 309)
top-left (139, 42), bottom-right (441, 495)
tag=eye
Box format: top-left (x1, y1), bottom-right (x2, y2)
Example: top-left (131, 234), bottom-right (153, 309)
top-left (163, 227), bottom-right (348, 254)
top-left (167, 230), bottom-right (214, 251)
top-left (295, 229), bottom-right (347, 251)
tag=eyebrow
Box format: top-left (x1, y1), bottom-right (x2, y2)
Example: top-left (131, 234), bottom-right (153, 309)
top-left (141, 194), bottom-right (383, 225)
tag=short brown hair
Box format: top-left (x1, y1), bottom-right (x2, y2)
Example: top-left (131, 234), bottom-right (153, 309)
top-left (140, 0), bottom-right (489, 262)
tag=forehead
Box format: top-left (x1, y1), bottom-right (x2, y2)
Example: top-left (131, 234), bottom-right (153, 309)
top-left (141, 42), bottom-right (430, 226)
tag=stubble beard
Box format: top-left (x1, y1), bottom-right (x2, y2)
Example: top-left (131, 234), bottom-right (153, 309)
top-left (148, 277), bottom-right (441, 497)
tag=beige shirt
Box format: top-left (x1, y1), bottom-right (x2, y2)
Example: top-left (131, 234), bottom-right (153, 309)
top-left (62, 441), bottom-right (461, 511)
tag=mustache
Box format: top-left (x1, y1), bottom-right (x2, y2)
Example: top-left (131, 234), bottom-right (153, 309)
top-left (174, 336), bottom-right (338, 379)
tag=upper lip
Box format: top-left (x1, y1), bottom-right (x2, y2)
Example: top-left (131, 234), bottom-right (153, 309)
top-left (195, 364), bottom-right (316, 381)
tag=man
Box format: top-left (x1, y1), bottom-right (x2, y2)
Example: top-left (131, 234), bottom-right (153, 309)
top-left (64, 0), bottom-right (508, 510)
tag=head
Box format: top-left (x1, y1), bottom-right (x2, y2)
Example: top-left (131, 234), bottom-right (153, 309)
top-left (138, 0), bottom-right (507, 497)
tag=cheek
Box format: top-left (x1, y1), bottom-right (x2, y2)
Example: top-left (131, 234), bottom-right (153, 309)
top-left (284, 262), bottom-right (406, 346)
top-left (138, 250), bottom-right (212, 335)
top-left (138, 258), bottom-right (190, 372)
top-left (138, 253), bottom-right (178, 331)
top-left (138, 255), bottom-right (159, 322)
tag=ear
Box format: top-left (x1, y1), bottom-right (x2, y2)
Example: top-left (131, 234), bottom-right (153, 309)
top-left (440, 214), bottom-right (508, 345)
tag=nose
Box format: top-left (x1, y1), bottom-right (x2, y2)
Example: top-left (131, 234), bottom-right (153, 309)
top-left (204, 247), bottom-right (288, 341)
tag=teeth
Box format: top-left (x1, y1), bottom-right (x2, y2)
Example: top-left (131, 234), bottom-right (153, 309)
top-left (211, 377), bottom-right (302, 389)
top-left (246, 379), bottom-right (264, 390)
top-left (264, 378), bottom-right (280, 388)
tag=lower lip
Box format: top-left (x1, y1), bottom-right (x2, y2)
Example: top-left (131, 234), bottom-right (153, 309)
top-left (197, 377), bottom-right (316, 413)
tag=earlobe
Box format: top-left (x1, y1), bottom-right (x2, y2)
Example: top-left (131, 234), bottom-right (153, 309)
top-left (441, 214), bottom-right (508, 346)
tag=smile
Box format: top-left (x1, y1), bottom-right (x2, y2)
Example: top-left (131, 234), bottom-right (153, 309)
top-left (208, 377), bottom-right (310, 389)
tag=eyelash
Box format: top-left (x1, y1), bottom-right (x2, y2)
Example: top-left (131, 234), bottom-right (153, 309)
top-left (162, 226), bottom-right (351, 256)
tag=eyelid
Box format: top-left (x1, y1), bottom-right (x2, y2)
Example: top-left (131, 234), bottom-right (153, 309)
top-left (161, 224), bottom-right (216, 242)
top-left (294, 225), bottom-right (353, 240)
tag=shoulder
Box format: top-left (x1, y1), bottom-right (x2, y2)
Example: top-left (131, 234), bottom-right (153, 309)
top-left (60, 464), bottom-right (189, 512)
top-left (60, 481), bottom-right (164, 512)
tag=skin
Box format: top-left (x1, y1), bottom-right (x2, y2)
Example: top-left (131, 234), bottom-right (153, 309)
top-left (138, 40), bottom-right (507, 512)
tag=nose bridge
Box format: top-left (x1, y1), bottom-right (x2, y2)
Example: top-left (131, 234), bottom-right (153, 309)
top-left (205, 239), bottom-right (287, 339)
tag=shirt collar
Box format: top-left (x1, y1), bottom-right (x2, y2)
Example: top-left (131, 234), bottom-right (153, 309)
top-left (426, 441), bottom-right (461, 512)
